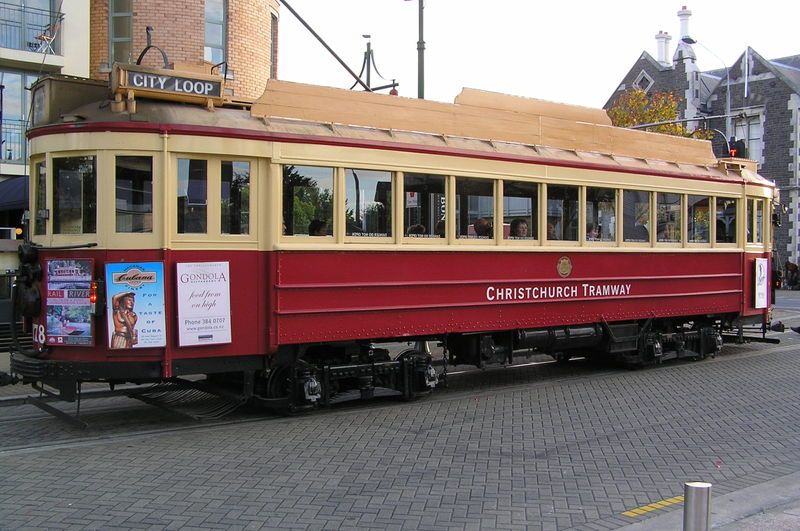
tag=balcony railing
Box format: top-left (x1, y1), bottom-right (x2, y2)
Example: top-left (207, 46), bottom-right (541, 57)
top-left (1, 119), bottom-right (27, 164)
top-left (0, 2), bottom-right (62, 55)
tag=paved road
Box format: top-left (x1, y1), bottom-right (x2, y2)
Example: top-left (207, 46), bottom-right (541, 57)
top-left (1, 293), bottom-right (799, 529)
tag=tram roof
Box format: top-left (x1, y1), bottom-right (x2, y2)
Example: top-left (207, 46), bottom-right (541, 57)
top-left (31, 76), bottom-right (772, 188)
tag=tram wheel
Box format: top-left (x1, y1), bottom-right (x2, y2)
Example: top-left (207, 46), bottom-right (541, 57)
top-left (264, 363), bottom-right (316, 415)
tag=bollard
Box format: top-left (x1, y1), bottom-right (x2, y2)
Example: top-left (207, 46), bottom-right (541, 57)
top-left (683, 481), bottom-right (712, 531)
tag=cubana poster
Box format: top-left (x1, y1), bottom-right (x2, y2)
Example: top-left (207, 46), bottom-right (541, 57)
top-left (105, 262), bottom-right (167, 349)
top-left (176, 261), bottom-right (232, 347)
top-left (44, 259), bottom-right (94, 346)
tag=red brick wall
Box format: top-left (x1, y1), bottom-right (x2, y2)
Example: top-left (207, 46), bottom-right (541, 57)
top-left (89, 0), bottom-right (279, 100)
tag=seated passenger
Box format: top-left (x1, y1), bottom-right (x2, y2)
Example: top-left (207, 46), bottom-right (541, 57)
top-left (473, 217), bottom-right (492, 238)
top-left (510, 218), bottom-right (529, 238)
top-left (586, 223), bottom-right (600, 241)
top-left (406, 224), bottom-right (426, 236)
top-left (308, 219), bottom-right (329, 236)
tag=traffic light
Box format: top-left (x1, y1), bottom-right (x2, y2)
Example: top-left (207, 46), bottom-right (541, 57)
top-left (728, 138), bottom-right (748, 158)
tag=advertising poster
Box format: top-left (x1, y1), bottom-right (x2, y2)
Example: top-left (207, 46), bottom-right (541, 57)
top-left (177, 261), bottom-right (232, 347)
top-left (754, 258), bottom-right (768, 309)
top-left (44, 259), bottom-right (94, 346)
top-left (105, 262), bottom-right (167, 349)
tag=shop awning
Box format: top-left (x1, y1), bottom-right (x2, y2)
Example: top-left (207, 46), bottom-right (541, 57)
top-left (0, 176), bottom-right (28, 211)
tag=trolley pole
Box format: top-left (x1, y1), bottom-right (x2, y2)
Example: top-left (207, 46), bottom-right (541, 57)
top-left (683, 481), bottom-right (712, 531)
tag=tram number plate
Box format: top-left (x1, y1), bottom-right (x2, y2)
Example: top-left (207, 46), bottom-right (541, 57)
top-left (32, 324), bottom-right (46, 346)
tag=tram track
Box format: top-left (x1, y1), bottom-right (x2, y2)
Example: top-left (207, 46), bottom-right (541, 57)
top-left (0, 338), bottom-right (785, 456)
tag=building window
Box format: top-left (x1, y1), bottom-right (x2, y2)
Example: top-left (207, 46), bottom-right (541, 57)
top-left (116, 156), bottom-right (153, 233)
top-left (53, 156), bottom-right (97, 235)
top-left (735, 113), bottom-right (763, 164)
top-left (204, 0), bottom-right (227, 64)
top-left (270, 13), bottom-right (279, 79)
top-left (0, 70), bottom-right (38, 163)
top-left (109, 0), bottom-right (132, 64)
top-left (633, 70), bottom-right (654, 92)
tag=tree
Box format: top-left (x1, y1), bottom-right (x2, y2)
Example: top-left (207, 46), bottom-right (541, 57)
top-left (608, 88), bottom-right (713, 139)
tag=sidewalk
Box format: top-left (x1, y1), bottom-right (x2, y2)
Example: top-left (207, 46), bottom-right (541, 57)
top-left (620, 470), bottom-right (800, 530)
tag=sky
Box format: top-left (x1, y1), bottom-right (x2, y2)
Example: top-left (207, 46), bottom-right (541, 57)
top-left (277, 0), bottom-right (800, 109)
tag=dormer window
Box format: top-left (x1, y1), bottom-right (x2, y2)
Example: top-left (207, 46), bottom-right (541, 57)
top-left (633, 71), bottom-right (654, 92)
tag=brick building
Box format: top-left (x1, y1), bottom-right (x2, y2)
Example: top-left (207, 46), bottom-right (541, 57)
top-left (89, 0), bottom-right (280, 101)
top-left (604, 6), bottom-right (800, 268)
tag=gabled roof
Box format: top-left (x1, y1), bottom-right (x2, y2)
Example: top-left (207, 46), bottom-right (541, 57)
top-left (726, 47), bottom-right (800, 95)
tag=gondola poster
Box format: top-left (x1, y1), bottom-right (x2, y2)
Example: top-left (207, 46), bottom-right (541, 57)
top-left (105, 262), bottom-right (167, 349)
top-left (44, 259), bottom-right (94, 346)
top-left (176, 261), bottom-right (232, 347)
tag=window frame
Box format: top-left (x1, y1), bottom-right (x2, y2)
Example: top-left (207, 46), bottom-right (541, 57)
top-left (173, 153), bottom-right (257, 242)
top-left (453, 175), bottom-right (497, 246)
top-left (342, 167), bottom-right (395, 243)
top-left (501, 179), bottom-right (540, 245)
top-left (583, 185), bottom-right (618, 246)
top-left (204, 0), bottom-right (228, 65)
top-left (108, 0), bottom-right (133, 65)
top-left (400, 171), bottom-right (449, 245)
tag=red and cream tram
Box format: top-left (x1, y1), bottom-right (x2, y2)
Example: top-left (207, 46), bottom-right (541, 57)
top-left (8, 63), bottom-right (778, 412)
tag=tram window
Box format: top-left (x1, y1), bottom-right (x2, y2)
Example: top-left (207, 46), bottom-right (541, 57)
top-left (503, 181), bottom-right (537, 240)
top-left (715, 198), bottom-right (737, 244)
top-left (282, 165), bottom-right (333, 237)
top-left (116, 156), bottom-right (153, 233)
top-left (456, 177), bottom-right (494, 239)
top-left (656, 192), bottom-right (681, 243)
top-left (221, 161), bottom-right (250, 235)
top-left (345, 169), bottom-right (392, 237)
top-left (622, 190), bottom-right (650, 243)
top-left (546, 185), bottom-right (578, 241)
top-left (687, 195), bottom-right (710, 243)
top-left (52, 156), bottom-right (96, 235)
top-left (404, 173), bottom-right (445, 238)
top-left (177, 159), bottom-right (207, 234)
top-left (585, 187), bottom-right (616, 242)
top-left (34, 161), bottom-right (46, 236)
top-left (747, 198), bottom-right (763, 244)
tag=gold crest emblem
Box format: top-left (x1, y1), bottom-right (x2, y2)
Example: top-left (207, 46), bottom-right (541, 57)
top-left (556, 256), bottom-right (572, 278)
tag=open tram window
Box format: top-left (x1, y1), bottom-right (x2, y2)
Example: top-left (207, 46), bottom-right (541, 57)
top-left (687, 195), bottom-right (710, 243)
top-left (34, 161), bottom-right (46, 235)
top-left (546, 184), bottom-right (578, 241)
top-left (503, 181), bottom-right (537, 240)
top-left (116, 156), bottom-right (153, 233)
top-left (622, 190), bottom-right (650, 243)
top-left (585, 187), bottom-right (616, 242)
top-left (404, 173), bottom-right (445, 239)
top-left (52, 156), bottom-right (96, 235)
top-left (345, 169), bottom-right (392, 238)
top-left (177, 159), bottom-right (207, 234)
top-left (715, 198), bottom-right (737, 244)
top-left (656, 192), bottom-right (681, 243)
top-left (456, 177), bottom-right (494, 239)
top-left (221, 161), bottom-right (250, 235)
top-left (282, 165), bottom-right (333, 237)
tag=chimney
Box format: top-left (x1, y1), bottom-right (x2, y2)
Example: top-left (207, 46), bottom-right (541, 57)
top-left (677, 5), bottom-right (692, 39)
top-left (655, 31), bottom-right (672, 65)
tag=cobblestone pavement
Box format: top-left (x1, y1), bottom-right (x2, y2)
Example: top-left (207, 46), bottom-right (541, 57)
top-left (1, 331), bottom-right (800, 530)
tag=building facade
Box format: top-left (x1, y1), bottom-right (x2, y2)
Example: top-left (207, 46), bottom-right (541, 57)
top-left (88, 0), bottom-right (280, 101)
top-left (604, 6), bottom-right (800, 269)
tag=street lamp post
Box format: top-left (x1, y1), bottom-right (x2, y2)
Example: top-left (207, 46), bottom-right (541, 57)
top-left (682, 36), bottom-right (732, 140)
top-left (405, 0), bottom-right (425, 99)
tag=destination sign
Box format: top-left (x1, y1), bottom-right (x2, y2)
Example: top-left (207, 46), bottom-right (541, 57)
top-left (127, 71), bottom-right (221, 97)
top-left (112, 64), bottom-right (225, 106)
